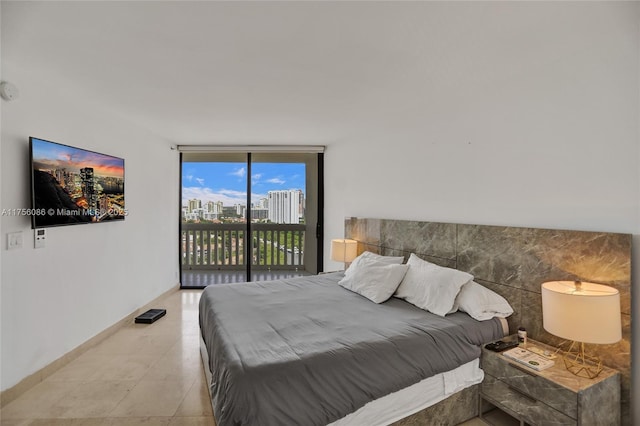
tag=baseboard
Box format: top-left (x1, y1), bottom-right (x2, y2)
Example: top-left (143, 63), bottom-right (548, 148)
top-left (0, 284), bottom-right (180, 408)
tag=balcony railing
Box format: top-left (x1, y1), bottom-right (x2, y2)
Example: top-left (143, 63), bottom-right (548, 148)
top-left (181, 223), bottom-right (305, 270)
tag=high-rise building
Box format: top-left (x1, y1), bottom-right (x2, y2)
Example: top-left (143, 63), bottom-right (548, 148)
top-left (268, 189), bottom-right (303, 224)
top-left (252, 208), bottom-right (269, 220)
top-left (188, 198), bottom-right (201, 213)
top-left (80, 167), bottom-right (97, 214)
top-left (54, 168), bottom-right (66, 185)
top-left (65, 173), bottom-right (76, 191)
top-left (205, 201), bottom-right (223, 215)
top-left (202, 201), bottom-right (224, 220)
top-left (222, 206), bottom-right (237, 217)
top-left (255, 197), bottom-right (269, 209)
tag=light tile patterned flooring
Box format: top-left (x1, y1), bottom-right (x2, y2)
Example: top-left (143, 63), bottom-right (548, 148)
top-left (1, 290), bottom-right (214, 426)
top-left (0, 288), bottom-right (495, 426)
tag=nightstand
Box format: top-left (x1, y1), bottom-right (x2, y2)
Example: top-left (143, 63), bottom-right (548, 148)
top-left (480, 338), bottom-right (620, 426)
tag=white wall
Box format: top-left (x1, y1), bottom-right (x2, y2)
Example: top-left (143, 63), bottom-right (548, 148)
top-left (323, 2), bottom-right (639, 266)
top-left (0, 63), bottom-right (179, 390)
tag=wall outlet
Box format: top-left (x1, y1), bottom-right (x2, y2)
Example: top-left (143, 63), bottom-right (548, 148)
top-left (34, 229), bottom-right (46, 249)
top-left (7, 231), bottom-right (23, 250)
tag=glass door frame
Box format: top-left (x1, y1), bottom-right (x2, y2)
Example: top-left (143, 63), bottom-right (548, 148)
top-left (178, 147), bottom-right (324, 288)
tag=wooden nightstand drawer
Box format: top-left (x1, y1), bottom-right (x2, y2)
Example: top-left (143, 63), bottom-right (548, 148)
top-left (482, 349), bottom-right (577, 418)
top-left (482, 374), bottom-right (575, 426)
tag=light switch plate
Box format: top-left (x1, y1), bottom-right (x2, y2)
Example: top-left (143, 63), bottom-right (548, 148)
top-left (7, 231), bottom-right (23, 250)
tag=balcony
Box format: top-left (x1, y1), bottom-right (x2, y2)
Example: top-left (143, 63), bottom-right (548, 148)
top-left (181, 222), bottom-right (309, 287)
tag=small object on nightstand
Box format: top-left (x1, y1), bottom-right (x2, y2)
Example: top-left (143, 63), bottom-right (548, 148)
top-left (502, 347), bottom-right (554, 371)
top-left (485, 340), bottom-right (518, 352)
top-left (527, 344), bottom-right (557, 360)
top-left (517, 326), bottom-right (527, 347)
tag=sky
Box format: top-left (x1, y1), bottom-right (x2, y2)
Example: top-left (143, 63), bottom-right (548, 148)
top-left (32, 137), bottom-right (124, 178)
top-left (182, 162), bottom-right (305, 207)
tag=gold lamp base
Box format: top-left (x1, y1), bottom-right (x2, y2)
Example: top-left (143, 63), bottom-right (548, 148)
top-left (562, 341), bottom-right (603, 379)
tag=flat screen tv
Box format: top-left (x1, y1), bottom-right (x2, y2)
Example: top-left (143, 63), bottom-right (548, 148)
top-left (30, 137), bottom-right (125, 228)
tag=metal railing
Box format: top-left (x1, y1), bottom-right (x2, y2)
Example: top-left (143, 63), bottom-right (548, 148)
top-left (181, 223), bottom-right (305, 270)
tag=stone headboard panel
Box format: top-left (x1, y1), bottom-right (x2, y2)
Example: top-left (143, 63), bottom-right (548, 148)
top-left (344, 217), bottom-right (632, 424)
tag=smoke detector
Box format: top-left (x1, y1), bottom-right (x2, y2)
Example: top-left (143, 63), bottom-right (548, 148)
top-left (0, 81), bottom-right (19, 101)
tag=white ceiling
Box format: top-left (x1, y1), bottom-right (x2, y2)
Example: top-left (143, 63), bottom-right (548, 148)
top-left (2, 1), bottom-right (545, 144)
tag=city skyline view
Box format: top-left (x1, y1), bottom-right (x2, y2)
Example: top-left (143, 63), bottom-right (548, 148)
top-left (31, 138), bottom-right (126, 226)
top-left (182, 162), bottom-right (305, 207)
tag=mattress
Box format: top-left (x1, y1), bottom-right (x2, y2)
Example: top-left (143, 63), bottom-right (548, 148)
top-left (199, 272), bottom-right (505, 426)
top-left (328, 358), bottom-right (484, 426)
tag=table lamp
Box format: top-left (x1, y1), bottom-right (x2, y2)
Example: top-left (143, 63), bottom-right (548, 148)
top-left (541, 280), bottom-right (621, 378)
top-left (330, 239), bottom-right (358, 268)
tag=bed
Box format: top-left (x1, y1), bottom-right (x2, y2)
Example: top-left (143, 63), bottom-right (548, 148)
top-left (199, 216), bottom-right (632, 425)
top-left (199, 270), bottom-right (508, 426)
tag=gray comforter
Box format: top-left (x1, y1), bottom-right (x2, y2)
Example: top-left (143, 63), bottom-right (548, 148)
top-left (199, 272), bottom-right (504, 426)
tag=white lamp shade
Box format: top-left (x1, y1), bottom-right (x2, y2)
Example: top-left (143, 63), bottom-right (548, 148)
top-left (541, 281), bottom-right (621, 344)
top-left (331, 239), bottom-right (358, 263)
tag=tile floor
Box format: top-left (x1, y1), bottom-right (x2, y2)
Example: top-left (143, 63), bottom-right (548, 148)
top-left (0, 289), bottom-right (494, 426)
top-left (1, 290), bottom-right (213, 426)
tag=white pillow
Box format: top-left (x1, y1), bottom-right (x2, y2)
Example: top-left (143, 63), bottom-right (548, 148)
top-left (456, 281), bottom-right (513, 321)
top-left (339, 256), bottom-right (409, 303)
top-left (394, 253), bottom-right (472, 316)
top-left (344, 251), bottom-right (404, 279)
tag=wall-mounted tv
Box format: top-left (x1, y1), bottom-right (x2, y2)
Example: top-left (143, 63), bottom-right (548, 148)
top-left (30, 137), bottom-right (125, 228)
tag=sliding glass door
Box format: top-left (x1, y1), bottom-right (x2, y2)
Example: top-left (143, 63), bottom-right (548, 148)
top-left (180, 149), bottom-right (323, 288)
top-left (181, 153), bottom-right (249, 286)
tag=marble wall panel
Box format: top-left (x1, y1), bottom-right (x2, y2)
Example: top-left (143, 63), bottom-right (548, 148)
top-left (344, 217), bottom-right (632, 425)
top-left (456, 225), bottom-right (630, 311)
top-left (527, 228), bottom-right (631, 315)
top-left (357, 242), bottom-right (383, 256)
top-left (531, 230), bottom-right (631, 286)
top-left (379, 247), bottom-right (408, 259)
top-left (456, 225), bottom-right (553, 292)
top-left (410, 254), bottom-right (457, 269)
top-left (345, 217), bottom-right (382, 248)
top-left (380, 220), bottom-right (457, 261)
